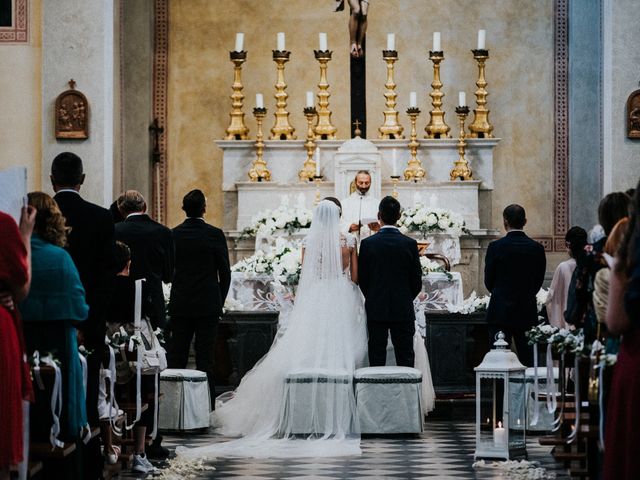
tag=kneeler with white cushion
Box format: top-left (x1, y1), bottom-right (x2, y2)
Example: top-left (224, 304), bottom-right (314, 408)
top-left (510, 366), bottom-right (560, 432)
top-left (281, 369), bottom-right (353, 435)
top-left (158, 369), bottom-right (210, 431)
top-left (354, 366), bottom-right (424, 434)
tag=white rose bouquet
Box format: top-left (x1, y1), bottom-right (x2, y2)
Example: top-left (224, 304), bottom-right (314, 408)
top-left (419, 256), bottom-right (452, 280)
top-left (397, 206), bottom-right (468, 238)
top-left (446, 290), bottom-right (490, 314)
top-left (240, 205), bottom-right (312, 239)
top-left (232, 241), bottom-right (302, 286)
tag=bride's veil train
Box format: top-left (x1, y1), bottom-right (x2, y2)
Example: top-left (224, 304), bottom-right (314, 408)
top-left (177, 200), bottom-right (367, 459)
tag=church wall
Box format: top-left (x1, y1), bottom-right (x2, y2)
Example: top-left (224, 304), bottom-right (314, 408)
top-left (0, 0), bottom-right (41, 191)
top-left (167, 0), bottom-right (556, 238)
top-left (603, 0), bottom-right (640, 194)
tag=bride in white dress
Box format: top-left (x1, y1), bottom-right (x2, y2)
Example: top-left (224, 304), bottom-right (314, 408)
top-left (178, 199), bottom-right (368, 459)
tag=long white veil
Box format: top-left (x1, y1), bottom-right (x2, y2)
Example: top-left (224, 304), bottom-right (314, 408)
top-left (177, 200), bottom-right (366, 459)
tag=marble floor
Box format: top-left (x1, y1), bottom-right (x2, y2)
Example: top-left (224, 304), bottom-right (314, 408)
top-left (120, 421), bottom-right (571, 479)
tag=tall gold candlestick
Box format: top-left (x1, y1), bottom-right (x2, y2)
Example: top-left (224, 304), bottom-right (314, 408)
top-left (378, 50), bottom-right (404, 139)
top-left (391, 175), bottom-right (401, 199)
top-left (425, 51), bottom-right (451, 138)
top-left (313, 175), bottom-right (324, 205)
top-left (450, 106), bottom-right (473, 180)
top-left (270, 50), bottom-right (296, 140)
top-left (313, 50), bottom-right (337, 140)
top-left (468, 49), bottom-right (494, 138)
top-left (249, 108), bottom-right (271, 181)
top-left (225, 51), bottom-right (250, 140)
top-left (299, 107), bottom-right (318, 181)
top-left (404, 107), bottom-right (426, 182)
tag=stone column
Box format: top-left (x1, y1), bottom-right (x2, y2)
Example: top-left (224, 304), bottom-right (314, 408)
top-left (42, 0), bottom-right (116, 208)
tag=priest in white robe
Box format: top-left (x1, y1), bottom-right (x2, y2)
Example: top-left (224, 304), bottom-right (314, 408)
top-left (340, 170), bottom-right (380, 241)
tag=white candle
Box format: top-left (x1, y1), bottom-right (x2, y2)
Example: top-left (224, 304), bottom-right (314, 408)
top-left (477, 29), bottom-right (486, 49)
top-left (235, 33), bottom-right (244, 52)
top-left (306, 91), bottom-right (314, 108)
top-left (319, 32), bottom-right (328, 51)
top-left (433, 32), bottom-right (441, 51)
top-left (387, 33), bottom-right (395, 51)
top-left (458, 91), bottom-right (466, 107)
top-left (493, 421), bottom-right (506, 446)
top-left (409, 91), bottom-right (417, 108)
top-left (277, 32), bottom-right (286, 51)
top-left (392, 149), bottom-right (398, 176)
top-left (256, 93), bottom-right (264, 109)
top-left (315, 147), bottom-right (321, 176)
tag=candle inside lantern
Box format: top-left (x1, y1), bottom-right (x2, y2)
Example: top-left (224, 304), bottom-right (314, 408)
top-left (387, 33), bottom-right (395, 51)
top-left (235, 32), bottom-right (244, 52)
top-left (493, 421), bottom-right (506, 446)
top-left (458, 91), bottom-right (466, 107)
top-left (315, 147), bottom-right (321, 176)
top-left (409, 91), bottom-right (417, 108)
top-left (256, 93), bottom-right (264, 109)
top-left (319, 32), bottom-right (328, 51)
top-left (277, 32), bottom-right (286, 51)
top-left (392, 149), bottom-right (398, 176)
top-left (477, 29), bottom-right (486, 49)
top-left (433, 32), bottom-right (441, 51)
top-left (306, 91), bottom-right (314, 108)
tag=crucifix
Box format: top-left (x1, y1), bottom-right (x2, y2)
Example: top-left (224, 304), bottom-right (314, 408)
top-left (353, 119), bottom-right (362, 137)
top-left (149, 118), bottom-right (164, 163)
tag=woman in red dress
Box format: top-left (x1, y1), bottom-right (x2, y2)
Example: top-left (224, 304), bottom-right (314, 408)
top-left (0, 207), bottom-right (35, 479)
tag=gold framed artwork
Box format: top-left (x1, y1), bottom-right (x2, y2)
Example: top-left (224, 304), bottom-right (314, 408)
top-left (55, 79), bottom-right (89, 140)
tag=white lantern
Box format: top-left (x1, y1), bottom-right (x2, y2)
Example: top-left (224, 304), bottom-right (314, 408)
top-left (474, 331), bottom-right (527, 460)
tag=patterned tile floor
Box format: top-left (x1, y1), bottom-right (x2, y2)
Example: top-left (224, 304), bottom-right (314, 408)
top-left (120, 421), bottom-right (571, 479)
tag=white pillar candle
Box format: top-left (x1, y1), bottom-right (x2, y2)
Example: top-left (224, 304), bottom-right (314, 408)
top-left (277, 32), bottom-right (286, 51)
top-left (235, 32), bottom-right (244, 52)
top-left (306, 91), bottom-right (314, 108)
top-left (433, 32), bottom-right (441, 51)
top-left (315, 147), bottom-right (321, 176)
top-left (458, 91), bottom-right (466, 107)
top-left (409, 91), bottom-right (417, 108)
top-left (477, 29), bottom-right (486, 49)
top-left (387, 33), bottom-right (395, 50)
top-left (256, 93), bottom-right (264, 109)
top-left (319, 32), bottom-right (328, 51)
top-left (392, 149), bottom-right (398, 176)
top-left (493, 421), bottom-right (507, 446)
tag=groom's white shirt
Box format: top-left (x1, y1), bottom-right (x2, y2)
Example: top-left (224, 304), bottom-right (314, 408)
top-left (340, 190), bottom-right (379, 240)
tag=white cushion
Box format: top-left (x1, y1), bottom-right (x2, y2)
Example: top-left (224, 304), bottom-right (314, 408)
top-left (159, 369), bottom-right (210, 431)
top-left (355, 366), bottom-right (422, 380)
top-left (525, 367), bottom-right (560, 380)
top-left (160, 368), bottom-right (208, 380)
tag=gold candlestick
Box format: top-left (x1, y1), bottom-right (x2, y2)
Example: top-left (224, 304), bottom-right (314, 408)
top-left (468, 49), bottom-right (494, 138)
top-left (270, 50), bottom-right (296, 140)
top-left (225, 51), bottom-right (250, 140)
top-left (313, 175), bottom-right (324, 205)
top-left (450, 106), bottom-right (473, 180)
top-left (313, 50), bottom-right (337, 140)
top-left (299, 107), bottom-right (318, 181)
top-left (248, 107), bottom-right (271, 181)
top-left (425, 51), bottom-right (451, 138)
top-left (378, 50), bottom-right (404, 139)
top-left (404, 107), bottom-right (426, 182)
top-left (390, 175), bottom-right (401, 199)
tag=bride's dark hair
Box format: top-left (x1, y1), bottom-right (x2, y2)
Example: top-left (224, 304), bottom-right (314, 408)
top-left (323, 197), bottom-right (342, 216)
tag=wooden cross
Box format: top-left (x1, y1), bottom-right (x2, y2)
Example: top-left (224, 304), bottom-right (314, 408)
top-left (149, 118), bottom-right (164, 164)
top-left (68, 79), bottom-right (76, 90)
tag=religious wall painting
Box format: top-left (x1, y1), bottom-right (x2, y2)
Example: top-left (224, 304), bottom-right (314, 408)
top-left (55, 79), bottom-right (89, 140)
top-left (627, 89), bottom-right (640, 139)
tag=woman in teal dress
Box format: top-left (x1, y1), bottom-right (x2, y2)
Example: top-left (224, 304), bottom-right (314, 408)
top-left (20, 192), bottom-right (89, 441)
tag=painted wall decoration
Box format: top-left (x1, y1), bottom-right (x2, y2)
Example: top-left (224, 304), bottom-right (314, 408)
top-left (55, 79), bottom-right (89, 140)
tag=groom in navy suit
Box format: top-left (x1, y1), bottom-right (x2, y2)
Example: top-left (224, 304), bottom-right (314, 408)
top-left (358, 196), bottom-right (423, 367)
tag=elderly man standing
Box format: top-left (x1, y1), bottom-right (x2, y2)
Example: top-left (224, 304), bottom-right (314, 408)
top-left (340, 170), bottom-right (380, 242)
top-left (168, 189), bottom-right (231, 408)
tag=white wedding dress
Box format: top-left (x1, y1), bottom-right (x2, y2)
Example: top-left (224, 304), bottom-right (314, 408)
top-left (177, 200), bottom-right (368, 459)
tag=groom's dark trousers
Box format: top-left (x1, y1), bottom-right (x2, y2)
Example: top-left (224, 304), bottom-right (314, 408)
top-left (358, 227), bottom-right (423, 367)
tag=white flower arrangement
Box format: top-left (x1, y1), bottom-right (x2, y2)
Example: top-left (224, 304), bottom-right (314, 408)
top-left (240, 205), bottom-right (312, 239)
top-left (232, 239), bottom-right (302, 286)
top-left (397, 206), bottom-right (468, 238)
top-left (527, 324), bottom-right (584, 354)
top-left (446, 290), bottom-right (490, 314)
top-left (536, 288), bottom-right (549, 313)
top-left (224, 297), bottom-right (245, 312)
top-left (419, 256), bottom-right (452, 280)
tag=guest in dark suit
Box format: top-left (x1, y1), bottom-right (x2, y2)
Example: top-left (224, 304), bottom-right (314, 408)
top-left (168, 190), bottom-right (231, 406)
top-left (358, 196), bottom-right (423, 367)
top-left (114, 190), bottom-right (174, 329)
top-left (51, 152), bottom-right (116, 479)
top-left (484, 204), bottom-right (546, 366)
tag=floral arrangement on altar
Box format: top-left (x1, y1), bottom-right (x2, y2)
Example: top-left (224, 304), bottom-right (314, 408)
top-left (446, 290), bottom-right (490, 314)
top-left (397, 206), bottom-right (468, 238)
top-left (231, 239), bottom-right (302, 286)
top-left (239, 204), bottom-right (312, 239)
top-left (420, 256), bottom-right (452, 280)
top-left (525, 324), bottom-right (585, 354)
